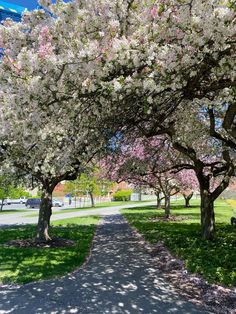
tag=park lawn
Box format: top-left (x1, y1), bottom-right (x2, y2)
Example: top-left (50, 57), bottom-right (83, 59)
top-left (0, 215), bottom-right (99, 285)
top-left (24, 200), bottom-right (155, 218)
top-left (122, 199), bottom-right (236, 286)
top-left (0, 209), bottom-right (30, 215)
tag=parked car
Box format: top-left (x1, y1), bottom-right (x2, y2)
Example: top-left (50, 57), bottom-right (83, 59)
top-left (52, 199), bottom-right (64, 207)
top-left (1, 199), bottom-right (11, 205)
top-left (6, 197), bottom-right (27, 205)
top-left (25, 198), bottom-right (41, 208)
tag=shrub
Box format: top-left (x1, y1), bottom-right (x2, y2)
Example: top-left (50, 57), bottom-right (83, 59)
top-left (113, 189), bottom-right (132, 201)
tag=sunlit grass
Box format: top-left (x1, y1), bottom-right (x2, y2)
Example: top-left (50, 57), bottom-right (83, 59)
top-left (0, 216), bottom-right (100, 285)
top-left (122, 199), bottom-right (236, 286)
top-left (52, 215), bottom-right (100, 226)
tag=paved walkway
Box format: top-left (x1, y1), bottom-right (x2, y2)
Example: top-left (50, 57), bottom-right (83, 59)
top-left (0, 215), bottom-right (209, 314)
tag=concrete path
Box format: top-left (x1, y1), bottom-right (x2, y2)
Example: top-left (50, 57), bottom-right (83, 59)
top-left (0, 215), bottom-right (208, 314)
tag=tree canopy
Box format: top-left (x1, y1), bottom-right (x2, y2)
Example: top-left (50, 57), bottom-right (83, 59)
top-left (0, 0), bottom-right (235, 241)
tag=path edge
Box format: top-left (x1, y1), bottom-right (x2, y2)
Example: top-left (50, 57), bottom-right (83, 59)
top-left (121, 213), bottom-right (236, 314)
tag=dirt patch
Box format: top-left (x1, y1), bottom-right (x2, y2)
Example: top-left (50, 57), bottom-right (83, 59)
top-left (4, 237), bottom-right (75, 248)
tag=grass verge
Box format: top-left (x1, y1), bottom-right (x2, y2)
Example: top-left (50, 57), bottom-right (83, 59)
top-left (0, 209), bottom-right (30, 215)
top-left (24, 200), bottom-right (155, 218)
top-left (0, 215), bottom-right (99, 285)
top-left (122, 199), bottom-right (236, 286)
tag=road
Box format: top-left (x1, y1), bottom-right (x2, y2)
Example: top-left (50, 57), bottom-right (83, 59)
top-left (0, 202), bottom-right (156, 226)
top-left (0, 200), bottom-right (93, 211)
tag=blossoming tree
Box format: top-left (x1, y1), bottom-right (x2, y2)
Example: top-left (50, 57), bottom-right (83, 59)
top-left (95, 0), bottom-right (236, 240)
top-left (0, 0), bottom-right (118, 242)
top-left (0, 0), bottom-right (235, 243)
top-left (165, 106), bottom-right (234, 240)
top-left (102, 136), bottom-right (186, 217)
top-left (177, 170), bottom-right (199, 207)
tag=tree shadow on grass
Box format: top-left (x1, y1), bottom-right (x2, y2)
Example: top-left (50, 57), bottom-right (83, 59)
top-left (124, 211), bottom-right (236, 287)
top-left (124, 205), bottom-right (160, 211)
top-left (0, 223), bottom-right (96, 285)
top-left (0, 225), bottom-right (35, 244)
top-left (171, 204), bottom-right (200, 210)
top-left (123, 211), bottom-right (201, 223)
top-left (124, 204), bottom-right (200, 211)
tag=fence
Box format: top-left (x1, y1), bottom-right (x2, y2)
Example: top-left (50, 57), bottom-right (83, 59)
top-left (63, 196), bottom-right (112, 208)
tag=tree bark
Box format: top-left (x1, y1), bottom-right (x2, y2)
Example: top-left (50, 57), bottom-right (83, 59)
top-left (89, 191), bottom-right (95, 207)
top-left (156, 193), bottom-right (161, 209)
top-left (36, 185), bottom-right (54, 243)
top-left (164, 195), bottom-right (170, 218)
top-left (200, 189), bottom-right (215, 241)
top-left (0, 199), bottom-right (3, 211)
top-left (166, 128), bottom-right (234, 241)
top-left (138, 189), bottom-right (142, 201)
top-left (183, 192), bottom-right (193, 208)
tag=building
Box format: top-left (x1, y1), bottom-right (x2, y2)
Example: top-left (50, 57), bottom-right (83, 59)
top-left (0, 1), bottom-right (26, 22)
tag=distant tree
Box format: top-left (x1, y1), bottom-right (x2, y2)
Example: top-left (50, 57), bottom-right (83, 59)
top-left (177, 170), bottom-right (199, 207)
top-left (64, 167), bottom-right (114, 207)
top-left (0, 168), bottom-right (31, 211)
top-left (77, 172), bottom-right (100, 207)
top-left (113, 189), bottom-right (132, 201)
top-left (9, 186), bottom-right (31, 199)
top-left (102, 136), bottom-right (182, 217)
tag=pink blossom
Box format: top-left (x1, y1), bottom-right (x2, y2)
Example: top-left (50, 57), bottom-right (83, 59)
top-left (38, 26), bottom-right (54, 58)
top-left (38, 43), bottom-right (54, 59)
top-left (14, 62), bottom-right (22, 74)
top-left (139, 37), bottom-right (145, 44)
top-left (151, 7), bottom-right (157, 19)
top-left (7, 56), bottom-right (14, 64)
top-left (39, 26), bottom-right (53, 43)
top-left (4, 49), bottom-right (10, 56)
top-left (177, 170), bottom-right (199, 192)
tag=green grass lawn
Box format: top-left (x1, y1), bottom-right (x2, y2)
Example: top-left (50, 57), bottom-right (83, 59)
top-left (122, 199), bottom-right (236, 286)
top-left (0, 215), bottom-right (99, 285)
top-left (24, 200), bottom-right (154, 218)
top-left (0, 209), bottom-right (30, 215)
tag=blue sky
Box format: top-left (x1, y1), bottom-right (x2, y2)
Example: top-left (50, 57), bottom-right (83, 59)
top-left (5, 1), bottom-right (39, 10)
top-left (5, 1), bottom-right (70, 10)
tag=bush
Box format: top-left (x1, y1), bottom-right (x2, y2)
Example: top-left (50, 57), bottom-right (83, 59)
top-left (113, 189), bottom-right (132, 201)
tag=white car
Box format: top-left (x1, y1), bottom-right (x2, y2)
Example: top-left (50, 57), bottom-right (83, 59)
top-left (2, 199), bottom-right (11, 205)
top-left (5, 197), bottom-right (27, 205)
top-left (52, 199), bottom-right (64, 207)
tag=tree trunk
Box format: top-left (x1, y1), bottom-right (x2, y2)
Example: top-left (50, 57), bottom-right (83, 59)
top-left (36, 186), bottom-right (53, 243)
top-left (200, 189), bottom-right (215, 241)
top-left (184, 196), bottom-right (190, 208)
top-left (89, 191), bottom-right (95, 207)
top-left (0, 199), bottom-right (3, 211)
top-left (164, 195), bottom-right (170, 218)
top-left (156, 193), bottom-right (161, 209)
top-left (184, 192), bottom-right (193, 208)
top-left (138, 190), bottom-right (142, 201)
